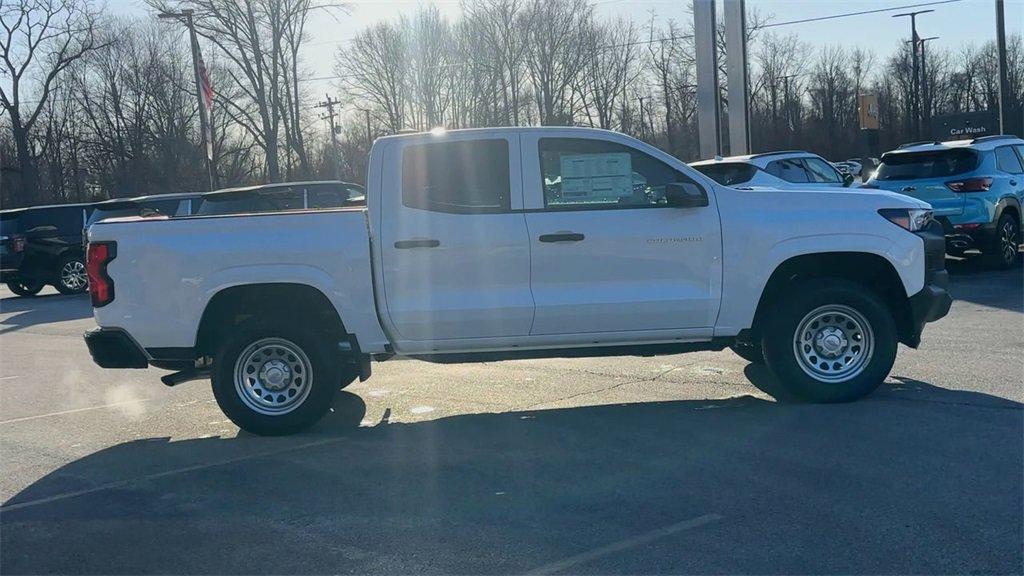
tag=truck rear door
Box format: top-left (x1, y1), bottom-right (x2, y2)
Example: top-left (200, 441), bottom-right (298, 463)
top-left (378, 134), bottom-right (534, 342)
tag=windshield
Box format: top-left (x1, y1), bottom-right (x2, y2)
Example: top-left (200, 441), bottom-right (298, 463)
top-left (692, 163), bottom-right (757, 186)
top-left (875, 149), bottom-right (978, 181)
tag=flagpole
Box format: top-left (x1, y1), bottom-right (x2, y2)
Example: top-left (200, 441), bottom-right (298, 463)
top-left (160, 9), bottom-right (215, 191)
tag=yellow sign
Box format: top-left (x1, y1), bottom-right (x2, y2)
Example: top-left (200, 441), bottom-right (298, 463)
top-left (859, 94), bottom-right (880, 130)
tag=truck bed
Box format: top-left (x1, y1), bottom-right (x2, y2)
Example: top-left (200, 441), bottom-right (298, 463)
top-left (87, 209), bottom-right (390, 353)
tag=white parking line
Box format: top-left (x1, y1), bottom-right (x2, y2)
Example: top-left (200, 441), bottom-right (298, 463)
top-left (0, 436), bottom-right (345, 512)
top-left (0, 399), bottom-right (152, 425)
top-left (0, 375), bottom-right (19, 381)
top-left (525, 513), bottom-right (724, 575)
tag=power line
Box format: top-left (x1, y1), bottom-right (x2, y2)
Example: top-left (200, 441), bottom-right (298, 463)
top-left (757, 0), bottom-right (963, 29)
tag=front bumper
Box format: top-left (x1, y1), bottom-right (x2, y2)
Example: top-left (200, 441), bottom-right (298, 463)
top-left (84, 327), bottom-right (149, 368)
top-left (905, 221), bottom-right (953, 347)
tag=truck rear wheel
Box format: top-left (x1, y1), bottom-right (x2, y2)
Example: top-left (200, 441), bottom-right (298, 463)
top-left (211, 320), bottom-right (356, 435)
top-left (761, 279), bottom-right (897, 403)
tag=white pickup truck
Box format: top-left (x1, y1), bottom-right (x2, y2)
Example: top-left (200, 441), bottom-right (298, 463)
top-left (84, 127), bottom-right (951, 435)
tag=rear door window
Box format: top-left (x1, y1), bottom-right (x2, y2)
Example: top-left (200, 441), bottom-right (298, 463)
top-left (994, 146), bottom-right (1023, 174)
top-left (875, 149), bottom-right (979, 180)
top-left (766, 159), bottom-right (810, 183)
top-left (402, 139), bottom-right (510, 214)
top-left (692, 162), bottom-right (757, 186)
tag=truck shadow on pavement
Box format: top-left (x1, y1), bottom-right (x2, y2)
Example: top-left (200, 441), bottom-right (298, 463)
top-left (2, 383), bottom-right (1021, 574)
top-left (0, 293), bottom-right (92, 334)
top-left (943, 253), bottom-right (1022, 312)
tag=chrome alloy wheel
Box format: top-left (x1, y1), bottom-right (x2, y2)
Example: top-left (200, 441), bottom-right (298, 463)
top-left (792, 304), bottom-right (874, 384)
top-left (233, 337), bottom-right (313, 416)
top-left (1000, 218), bottom-right (1018, 264)
top-left (60, 260), bottom-right (88, 291)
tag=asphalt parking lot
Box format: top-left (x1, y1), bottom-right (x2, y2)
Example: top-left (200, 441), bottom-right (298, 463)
top-left (1, 256), bottom-right (1021, 575)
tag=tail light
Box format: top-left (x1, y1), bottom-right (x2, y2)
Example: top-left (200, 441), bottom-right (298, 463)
top-left (945, 177), bottom-right (992, 192)
top-left (87, 242), bottom-right (116, 307)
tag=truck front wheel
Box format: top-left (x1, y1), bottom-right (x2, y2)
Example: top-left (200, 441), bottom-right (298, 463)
top-left (761, 279), bottom-right (897, 403)
top-left (211, 321), bottom-right (355, 435)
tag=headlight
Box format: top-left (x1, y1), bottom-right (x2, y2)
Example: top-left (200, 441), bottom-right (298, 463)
top-left (878, 208), bottom-right (933, 232)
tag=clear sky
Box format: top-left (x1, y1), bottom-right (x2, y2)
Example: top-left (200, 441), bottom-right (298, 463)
top-left (69, 0), bottom-right (1024, 112)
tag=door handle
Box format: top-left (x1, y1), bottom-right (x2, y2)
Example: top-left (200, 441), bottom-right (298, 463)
top-left (394, 239), bottom-right (440, 249)
top-left (539, 232), bottom-right (585, 243)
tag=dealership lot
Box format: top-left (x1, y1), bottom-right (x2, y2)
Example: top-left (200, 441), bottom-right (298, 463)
top-left (1, 258), bottom-right (1021, 574)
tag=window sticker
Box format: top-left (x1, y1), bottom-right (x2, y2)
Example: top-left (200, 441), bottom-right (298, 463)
top-left (558, 153), bottom-right (633, 203)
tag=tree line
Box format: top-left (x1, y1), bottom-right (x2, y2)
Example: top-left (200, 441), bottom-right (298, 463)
top-left (2, 0), bottom-right (1022, 208)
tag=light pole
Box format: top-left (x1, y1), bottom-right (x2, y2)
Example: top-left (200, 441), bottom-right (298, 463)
top-left (158, 9), bottom-right (215, 190)
top-left (893, 9), bottom-right (933, 140)
top-left (995, 0), bottom-right (1010, 134)
top-left (918, 36), bottom-right (939, 137)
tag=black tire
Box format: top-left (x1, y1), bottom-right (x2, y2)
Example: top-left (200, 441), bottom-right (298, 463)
top-left (985, 213), bottom-right (1020, 270)
top-left (7, 280), bottom-right (45, 297)
top-left (730, 342), bottom-right (764, 364)
top-left (760, 278), bottom-right (897, 403)
top-left (54, 253), bottom-right (88, 295)
top-left (210, 320), bottom-right (357, 435)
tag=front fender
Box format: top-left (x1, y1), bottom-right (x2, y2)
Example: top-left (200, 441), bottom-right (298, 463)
top-left (714, 232), bottom-right (924, 337)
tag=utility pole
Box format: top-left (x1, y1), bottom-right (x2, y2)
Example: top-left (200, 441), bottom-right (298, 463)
top-left (638, 95), bottom-right (646, 140)
top-left (315, 94), bottom-right (341, 179)
top-left (781, 74), bottom-right (799, 146)
top-left (363, 109), bottom-right (372, 149)
top-left (158, 9), bottom-right (215, 190)
top-left (893, 9), bottom-right (933, 140)
top-left (917, 36), bottom-right (939, 138)
top-left (995, 0), bottom-right (1010, 134)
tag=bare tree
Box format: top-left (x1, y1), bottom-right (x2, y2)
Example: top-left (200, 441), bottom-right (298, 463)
top-left (521, 0), bottom-right (592, 125)
top-left (1, 0), bottom-right (105, 203)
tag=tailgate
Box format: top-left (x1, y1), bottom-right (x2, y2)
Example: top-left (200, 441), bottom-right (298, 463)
top-left (873, 178), bottom-right (965, 217)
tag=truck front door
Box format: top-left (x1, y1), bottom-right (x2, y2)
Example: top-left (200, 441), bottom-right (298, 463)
top-left (522, 134), bottom-right (722, 337)
top-left (378, 134), bottom-right (534, 343)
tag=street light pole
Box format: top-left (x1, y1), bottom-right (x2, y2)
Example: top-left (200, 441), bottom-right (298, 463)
top-left (918, 36), bottom-right (939, 138)
top-left (159, 9), bottom-right (215, 190)
top-left (995, 0), bottom-right (1010, 134)
top-left (893, 9), bottom-right (933, 140)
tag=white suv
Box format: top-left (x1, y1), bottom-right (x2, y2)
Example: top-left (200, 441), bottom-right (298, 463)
top-left (691, 150), bottom-right (855, 189)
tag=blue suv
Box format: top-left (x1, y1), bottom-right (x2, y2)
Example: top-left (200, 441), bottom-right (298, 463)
top-left (863, 135), bottom-right (1024, 268)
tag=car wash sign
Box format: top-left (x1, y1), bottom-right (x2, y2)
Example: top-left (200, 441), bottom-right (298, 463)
top-left (931, 111), bottom-right (997, 141)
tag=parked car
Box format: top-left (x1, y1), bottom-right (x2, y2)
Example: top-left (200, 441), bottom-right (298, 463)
top-left (84, 127), bottom-right (949, 435)
top-left (862, 135), bottom-right (1024, 268)
top-left (834, 160), bottom-right (862, 177)
top-left (0, 211), bottom-right (29, 294)
top-left (1, 203), bottom-right (94, 296)
top-left (690, 150), bottom-right (855, 189)
top-left (85, 192), bottom-right (202, 236)
top-left (196, 181), bottom-right (365, 216)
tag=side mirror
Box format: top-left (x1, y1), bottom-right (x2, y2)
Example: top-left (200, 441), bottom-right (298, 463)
top-left (665, 182), bottom-right (709, 208)
top-left (842, 172), bottom-right (855, 187)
